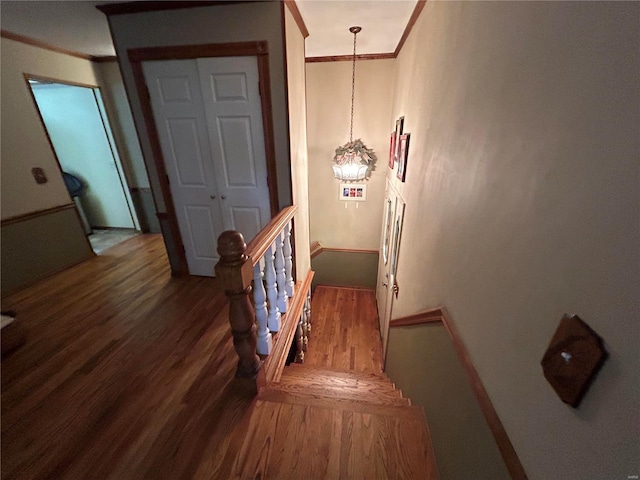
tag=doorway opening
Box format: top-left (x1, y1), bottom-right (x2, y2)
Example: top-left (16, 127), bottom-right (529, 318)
top-left (26, 75), bottom-right (140, 255)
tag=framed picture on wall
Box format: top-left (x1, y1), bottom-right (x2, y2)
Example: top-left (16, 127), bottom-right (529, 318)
top-left (394, 116), bottom-right (404, 162)
top-left (397, 133), bottom-right (410, 182)
top-left (388, 132), bottom-right (396, 168)
top-left (339, 183), bottom-right (367, 201)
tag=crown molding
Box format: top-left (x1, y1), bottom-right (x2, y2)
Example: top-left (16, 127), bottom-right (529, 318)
top-left (306, 52), bottom-right (395, 63)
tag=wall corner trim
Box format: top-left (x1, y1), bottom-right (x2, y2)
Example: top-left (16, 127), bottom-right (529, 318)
top-left (92, 56), bottom-right (118, 63)
top-left (393, 0), bottom-right (427, 57)
top-left (284, 0), bottom-right (309, 38)
top-left (390, 307), bottom-right (529, 480)
top-left (1, 30), bottom-right (92, 60)
top-left (310, 241), bottom-right (322, 259)
top-left (1, 203), bottom-right (76, 227)
top-left (306, 53), bottom-right (395, 63)
top-left (96, 1), bottom-right (256, 16)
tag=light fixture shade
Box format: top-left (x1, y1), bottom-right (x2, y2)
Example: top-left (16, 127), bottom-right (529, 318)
top-left (331, 26), bottom-right (377, 183)
top-left (332, 139), bottom-right (376, 182)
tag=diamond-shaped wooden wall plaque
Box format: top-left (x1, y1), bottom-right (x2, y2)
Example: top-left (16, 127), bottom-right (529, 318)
top-left (541, 314), bottom-right (607, 408)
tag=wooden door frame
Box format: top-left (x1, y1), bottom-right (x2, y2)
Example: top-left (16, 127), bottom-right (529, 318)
top-left (128, 41), bottom-right (279, 275)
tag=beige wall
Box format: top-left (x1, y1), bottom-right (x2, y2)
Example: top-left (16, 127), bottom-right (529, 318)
top-left (307, 59), bottom-right (393, 250)
top-left (389, 2), bottom-right (639, 479)
top-left (93, 60), bottom-right (159, 232)
top-left (0, 38), bottom-right (99, 290)
top-left (93, 61), bottom-right (149, 189)
top-left (1, 37), bottom-right (99, 218)
top-left (284, 6), bottom-right (311, 280)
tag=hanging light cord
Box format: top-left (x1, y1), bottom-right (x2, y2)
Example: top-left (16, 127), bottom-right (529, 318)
top-left (349, 29), bottom-right (357, 143)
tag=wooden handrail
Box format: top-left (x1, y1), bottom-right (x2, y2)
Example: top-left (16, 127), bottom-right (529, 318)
top-left (246, 205), bottom-right (297, 267)
top-left (388, 308), bottom-right (443, 327)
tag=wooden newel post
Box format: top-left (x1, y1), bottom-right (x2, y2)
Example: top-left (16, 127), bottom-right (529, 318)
top-left (216, 231), bottom-right (263, 391)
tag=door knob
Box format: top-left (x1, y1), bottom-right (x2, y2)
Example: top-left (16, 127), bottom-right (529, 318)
top-left (210, 195), bottom-right (216, 199)
top-left (221, 195), bottom-right (226, 200)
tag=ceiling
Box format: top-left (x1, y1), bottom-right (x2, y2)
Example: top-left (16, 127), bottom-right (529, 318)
top-left (0, 1), bottom-right (117, 57)
top-left (297, 1), bottom-right (416, 57)
top-left (0, 0), bottom-right (417, 58)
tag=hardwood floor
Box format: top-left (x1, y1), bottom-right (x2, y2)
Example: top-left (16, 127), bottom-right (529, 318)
top-left (1, 234), bottom-right (247, 479)
top-left (1, 239), bottom-right (437, 479)
top-left (304, 286), bottom-right (383, 374)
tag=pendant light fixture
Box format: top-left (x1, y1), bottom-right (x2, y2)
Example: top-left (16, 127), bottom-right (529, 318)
top-left (332, 26), bottom-right (377, 182)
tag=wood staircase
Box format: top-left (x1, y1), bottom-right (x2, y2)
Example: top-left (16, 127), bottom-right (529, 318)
top-left (225, 363), bottom-right (439, 479)
top-left (214, 213), bottom-right (439, 478)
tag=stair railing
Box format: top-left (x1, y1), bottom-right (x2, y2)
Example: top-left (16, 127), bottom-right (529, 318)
top-left (216, 206), bottom-right (313, 392)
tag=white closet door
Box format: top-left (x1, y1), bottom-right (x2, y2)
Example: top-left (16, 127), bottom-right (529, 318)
top-left (197, 56), bottom-right (271, 244)
top-left (143, 59), bottom-right (224, 276)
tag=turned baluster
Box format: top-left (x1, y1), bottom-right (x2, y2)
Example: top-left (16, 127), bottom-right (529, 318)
top-left (275, 231), bottom-right (288, 314)
top-left (283, 222), bottom-right (295, 298)
top-left (264, 242), bottom-right (281, 332)
top-left (302, 289), bottom-right (311, 351)
top-left (302, 305), bottom-right (309, 352)
top-left (253, 258), bottom-right (272, 355)
top-left (215, 231), bottom-right (261, 382)
top-left (295, 313), bottom-right (305, 363)
top-left (305, 291), bottom-right (312, 336)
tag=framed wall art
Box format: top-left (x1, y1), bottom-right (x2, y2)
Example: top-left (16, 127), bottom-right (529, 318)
top-left (339, 183), bottom-right (367, 201)
top-left (394, 116), bottom-right (404, 162)
top-left (396, 133), bottom-right (410, 182)
top-left (388, 132), bottom-right (396, 169)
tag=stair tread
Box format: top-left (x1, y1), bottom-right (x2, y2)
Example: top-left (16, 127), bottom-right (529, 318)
top-left (259, 387), bottom-right (421, 416)
top-left (278, 375), bottom-right (405, 399)
top-left (266, 379), bottom-right (411, 406)
top-left (284, 363), bottom-right (394, 384)
top-left (238, 392), bottom-right (438, 480)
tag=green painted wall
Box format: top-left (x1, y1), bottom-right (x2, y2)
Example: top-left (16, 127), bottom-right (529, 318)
top-left (311, 250), bottom-right (378, 289)
top-left (385, 323), bottom-right (510, 480)
top-left (131, 188), bottom-right (160, 233)
top-left (1, 207), bottom-right (94, 294)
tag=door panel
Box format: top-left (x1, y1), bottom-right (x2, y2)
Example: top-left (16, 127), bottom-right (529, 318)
top-left (143, 59), bottom-right (224, 276)
top-left (217, 116), bottom-right (258, 186)
top-left (184, 205), bottom-right (219, 261)
top-left (157, 75), bottom-right (193, 103)
top-left (230, 206), bottom-right (263, 242)
top-left (198, 57), bottom-right (271, 239)
top-left (165, 118), bottom-right (208, 186)
top-left (211, 73), bottom-right (248, 101)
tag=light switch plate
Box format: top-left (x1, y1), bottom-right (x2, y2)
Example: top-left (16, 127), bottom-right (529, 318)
top-left (31, 167), bottom-right (48, 184)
